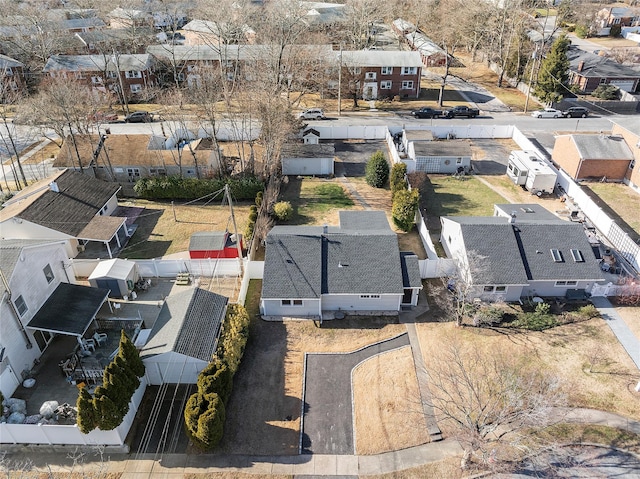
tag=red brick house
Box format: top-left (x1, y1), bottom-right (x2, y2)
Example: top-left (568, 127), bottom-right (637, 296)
top-left (567, 46), bottom-right (640, 93)
top-left (611, 119), bottom-right (640, 193)
top-left (595, 5), bottom-right (640, 35)
top-left (0, 53), bottom-right (27, 96)
top-left (339, 50), bottom-right (422, 100)
top-left (42, 54), bottom-right (156, 99)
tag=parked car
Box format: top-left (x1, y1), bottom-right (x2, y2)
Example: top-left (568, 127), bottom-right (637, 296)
top-left (562, 106), bottom-right (590, 118)
top-left (125, 111), bottom-right (153, 123)
top-left (443, 106), bottom-right (480, 118)
top-left (531, 108), bottom-right (562, 118)
top-left (298, 108), bottom-right (326, 120)
top-left (411, 107), bottom-right (443, 119)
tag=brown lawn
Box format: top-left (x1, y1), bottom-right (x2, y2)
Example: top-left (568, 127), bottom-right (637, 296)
top-left (581, 182), bottom-right (640, 238)
top-left (416, 320), bottom-right (640, 426)
top-left (353, 346), bottom-right (430, 454)
top-left (119, 198), bottom-right (251, 259)
top-left (585, 37), bottom-right (639, 48)
top-left (615, 306), bottom-right (640, 340)
top-left (478, 175), bottom-right (568, 213)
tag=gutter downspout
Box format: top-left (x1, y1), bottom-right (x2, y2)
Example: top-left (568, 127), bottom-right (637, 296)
top-left (0, 270), bottom-right (33, 349)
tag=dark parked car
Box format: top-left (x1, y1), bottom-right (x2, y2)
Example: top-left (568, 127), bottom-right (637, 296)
top-left (125, 112), bottom-right (153, 123)
top-left (443, 105), bottom-right (480, 118)
top-left (411, 107), bottom-right (443, 119)
top-left (563, 106), bottom-right (590, 118)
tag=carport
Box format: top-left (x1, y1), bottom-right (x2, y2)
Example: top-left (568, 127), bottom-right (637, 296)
top-left (26, 282), bottom-right (110, 348)
top-left (77, 215), bottom-right (129, 258)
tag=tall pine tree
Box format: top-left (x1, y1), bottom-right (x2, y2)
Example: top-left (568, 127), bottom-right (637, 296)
top-left (534, 34), bottom-right (571, 104)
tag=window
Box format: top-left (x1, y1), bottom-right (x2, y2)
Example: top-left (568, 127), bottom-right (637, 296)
top-left (14, 295), bottom-right (27, 316)
top-left (380, 80), bottom-right (392, 89)
top-left (353, 67), bottom-right (361, 74)
top-left (567, 281), bottom-right (577, 286)
top-left (360, 294), bottom-right (380, 299)
top-left (401, 80), bottom-right (414, 89)
top-left (630, 160), bottom-right (636, 170)
top-left (43, 264), bottom-right (54, 283)
top-left (381, 66), bottom-right (393, 75)
top-left (293, 299), bottom-right (303, 306)
top-left (365, 71), bottom-right (376, 80)
top-left (149, 168), bottom-right (166, 176)
top-left (495, 286), bottom-right (506, 292)
top-left (281, 299), bottom-right (291, 306)
top-left (281, 299), bottom-right (302, 306)
top-left (75, 72), bottom-right (85, 80)
top-left (570, 249), bottom-right (584, 262)
top-left (130, 84), bottom-right (142, 93)
top-left (483, 285), bottom-right (494, 292)
top-left (456, 158), bottom-right (463, 164)
top-left (556, 280), bottom-right (578, 286)
top-left (107, 71), bottom-right (117, 78)
top-left (402, 66), bottom-right (416, 75)
top-left (125, 70), bottom-right (142, 78)
top-left (550, 249), bottom-right (563, 262)
top-left (91, 76), bottom-right (102, 84)
top-left (127, 168), bottom-right (140, 177)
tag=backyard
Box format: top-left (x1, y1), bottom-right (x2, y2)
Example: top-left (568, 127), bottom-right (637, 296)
top-left (118, 199), bottom-right (252, 259)
top-left (581, 182), bottom-right (640, 241)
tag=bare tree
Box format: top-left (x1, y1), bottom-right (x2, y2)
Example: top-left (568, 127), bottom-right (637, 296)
top-left (0, 68), bottom-right (29, 190)
top-left (425, 336), bottom-right (566, 470)
top-left (341, 0), bottom-right (391, 49)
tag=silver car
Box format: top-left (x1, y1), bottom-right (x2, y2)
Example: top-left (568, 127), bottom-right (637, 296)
top-left (531, 108), bottom-right (562, 118)
top-left (298, 108), bottom-right (326, 120)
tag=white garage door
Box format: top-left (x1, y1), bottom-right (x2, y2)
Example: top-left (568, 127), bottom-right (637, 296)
top-left (609, 80), bottom-right (636, 92)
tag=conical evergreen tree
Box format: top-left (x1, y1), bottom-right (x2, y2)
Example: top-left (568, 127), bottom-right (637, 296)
top-left (534, 34), bottom-right (571, 104)
top-left (93, 388), bottom-right (125, 430)
top-left (118, 329), bottom-right (145, 378)
top-left (76, 386), bottom-right (97, 434)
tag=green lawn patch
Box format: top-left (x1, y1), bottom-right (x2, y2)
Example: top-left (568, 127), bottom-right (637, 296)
top-left (409, 174), bottom-right (507, 234)
top-left (244, 279), bottom-right (262, 319)
top-left (279, 177), bottom-right (354, 225)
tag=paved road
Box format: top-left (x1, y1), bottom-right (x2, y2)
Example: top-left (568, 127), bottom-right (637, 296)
top-left (302, 334), bottom-right (410, 455)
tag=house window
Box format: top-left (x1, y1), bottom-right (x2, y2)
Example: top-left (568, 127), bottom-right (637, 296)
top-left (281, 299), bottom-right (291, 306)
top-left (550, 249), bottom-right (563, 262)
top-left (381, 66), bottom-right (393, 75)
top-left (402, 66), bottom-right (416, 75)
top-left (127, 168), bottom-right (140, 178)
top-left (360, 294), bottom-right (380, 299)
top-left (14, 295), bottom-right (27, 316)
top-left (456, 158), bottom-right (463, 164)
top-left (401, 81), bottom-right (414, 89)
top-left (483, 285), bottom-right (494, 292)
top-left (130, 84), bottom-right (142, 93)
top-left (107, 71), bottom-right (117, 78)
top-left (365, 71), bottom-right (376, 80)
top-left (293, 299), bottom-right (303, 306)
top-left (556, 280), bottom-right (578, 286)
top-left (380, 80), bottom-right (392, 89)
top-left (43, 264), bottom-right (54, 283)
top-left (495, 286), bottom-right (506, 292)
top-left (630, 160), bottom-right (636, 170)
top-left (91, 76), bottom-right (102, 84)
top-left (125, 70), bottom-right (142, 78)
top-left (149, 168), bottom-right (166, 176)
top-left (613, 17), bottom-right (621, 24)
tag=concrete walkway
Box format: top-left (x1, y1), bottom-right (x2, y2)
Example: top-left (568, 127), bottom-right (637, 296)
top-left (591, 296), bottom-right (640, 371)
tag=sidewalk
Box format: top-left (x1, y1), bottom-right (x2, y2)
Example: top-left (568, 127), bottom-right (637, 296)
top-left (591, 296), bottom-right (640, 371)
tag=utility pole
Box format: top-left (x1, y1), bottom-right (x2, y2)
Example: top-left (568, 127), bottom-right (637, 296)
top-left (225, 183), bottom-right (244, 275)
top-left (524, 43), bottom-right (541, 114)
top-left (338, 43), bottom-right (342, 116)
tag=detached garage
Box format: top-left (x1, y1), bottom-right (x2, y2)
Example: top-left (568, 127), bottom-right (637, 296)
top-left (88, 258), bottom-right (139, 298)
top-left (281, 143), bottom-right (335, 176)
top-left (140, 287), bottom-right (228, 385)
top-left (189, 231), bottom-right (243, 259)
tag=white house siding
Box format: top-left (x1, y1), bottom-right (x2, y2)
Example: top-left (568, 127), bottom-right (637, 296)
top-left (476, 285), bottom-right (524, 302)
top-left (260, 298), bottom-right (320, 317)
top-left (0, 243), bottom-right (71, 397)
top-left (0, 220), bottom-right (80, 258)
top-left (523, 280), bottom-right (597, 298)
top-left (320, 294), bottom-right (401, 313)
top-left (415, 156), bottom-right (471, 174)
top-left (143, 352), bottom-right (207, 385)
top-left (282, 157), bottom-right (334, 176)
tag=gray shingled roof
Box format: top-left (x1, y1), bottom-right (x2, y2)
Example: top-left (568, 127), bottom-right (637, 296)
top-left (568, 46), bottom-right (640, 79)
top-left (515, 223), bottom-right (604, 281)
top-left (262, 211), bottom-right (404, 299)
top-left (413, 140), bottom-right (472, 157)
top-left (571, 134), bottom-right (634, 160)
top-left (11, 170), bottom-right (120, 237)
top-left (400, 252), bottom-right (422, 288)
top-left (281, 143), bottom-right (335, 158)
top-left (339, 50), bottom-right (423, 68)
top-left (189, 231), bottom-right (227, 251)
top-left (141, 287), bottom-right (228, 361)
top-left (43, 54), bottom-right (152, 72)
top-left (339, 210), bottom-right (395, 233)
top-left (494, 204), bottom-right (565, 223)
top-left (147, 44), bottom-right (334, 64)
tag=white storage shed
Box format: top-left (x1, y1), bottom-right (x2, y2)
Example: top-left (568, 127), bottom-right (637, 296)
top-left (281, 143), bottom-right (335, 176)
top-left (88, 258), bottom-right (139, 298)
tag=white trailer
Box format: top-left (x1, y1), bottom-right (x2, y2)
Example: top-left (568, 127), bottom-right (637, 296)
top-left (506, 150), bottom-right (557, 196)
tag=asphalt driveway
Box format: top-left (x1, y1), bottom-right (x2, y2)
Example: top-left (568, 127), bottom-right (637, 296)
top-left (334, 140), bottom-right (388, 177)
top-left (301, 333), bottom-right (410, 455)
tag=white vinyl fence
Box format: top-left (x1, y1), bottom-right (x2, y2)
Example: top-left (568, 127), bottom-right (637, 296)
top-left (71, 258), bottom-right (242, 279)
top-left (0, 377), bottom-right (147, 446)
top-left (237, 260), bottom-right (264, 305)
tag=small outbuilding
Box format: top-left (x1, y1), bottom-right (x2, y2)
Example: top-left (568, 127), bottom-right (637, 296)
top-left (406, 139), bottom-right (472, 173)
top-left (189, 231), bottom-right (243, 259)
top-left (281, 143), bottom-right (335, 176)
top-left (140, 287), bottom-right (228, 384)
top-left (88, 258), bottom-right (139, 298)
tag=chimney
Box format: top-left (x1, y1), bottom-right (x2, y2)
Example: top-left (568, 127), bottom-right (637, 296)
top-left (323, 224), bottom-right (328, 234)
top-left (49, 181), bottom-right (59, 193)
top-left (509, 212), bottom-right (517, 224)
top-left (577, 61), bottom-right (585, 72)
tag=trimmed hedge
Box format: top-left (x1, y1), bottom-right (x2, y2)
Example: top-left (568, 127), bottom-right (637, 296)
top-left (365, 151), bottom-right (389, 188)
top-left (390, 163), bottom-right (407, 200)
top-left (133, 175), bottom-right (264, 201)
top-left (392, 188), bottom-right (419, 232)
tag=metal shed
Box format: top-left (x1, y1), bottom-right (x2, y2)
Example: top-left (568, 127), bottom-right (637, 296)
top-left (88, 258), bottom-right (139, 298)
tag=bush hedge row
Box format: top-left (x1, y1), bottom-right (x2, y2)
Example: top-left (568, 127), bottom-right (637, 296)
top-left (133, 175), bottom-right (264, 201)
top-left (184, 304), bottom-right (251, 449)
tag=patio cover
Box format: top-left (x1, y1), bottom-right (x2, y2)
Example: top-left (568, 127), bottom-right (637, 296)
top-left (27, 283), bottom-right (110, 337)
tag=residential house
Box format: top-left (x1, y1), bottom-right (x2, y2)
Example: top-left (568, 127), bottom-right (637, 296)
top-left (567, 46), bottom-right (640, 93)
top-left (440, 204), bottom-right (605, 302)
top-left (595, 5), bottom-right (640, 35)
top-left (47, 8), bottom-right (106, 33)
top-left (140, 287), bottom-right (228, 384)
top-left (552, 133), bottom-right (634, 181)
top-left (188, 231), bottom-right (243, 259)
top-left (281, 143), bottom-right (335, 176)
top-left (402, 28), bottom-right (448, 67)
top-left (0, 54), bottom-right (26, 95)
top-left (0, 240), bottom-right (110, 398)
top-left (391, 18), bottom-right (416, 36)
top-left (611, 118), bottom-right (640, 192)
top-left (182, 19), bottom-right (255, 46)
top-left (108, 8), bottom-right (152, 29)
top-left (0, 169), bottom-right (127, 258)
top-left (261, 210), bottom-right (422, 320)
top-left (54, 134), bottom-right (220, 182)
top-left (339, 50), bottom-right (423, 99)
top-left (74, 29), bottom-right (154, 54)
top-left (42, 54), bottom-right (156, 98)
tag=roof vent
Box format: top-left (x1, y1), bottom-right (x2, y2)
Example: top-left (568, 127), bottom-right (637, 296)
top-left (338, 261), bottom-right (348, 268)
top-left (49, 181), bottom-right (59, 193)
top-left (509, 212), bottom-right (516, 224)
